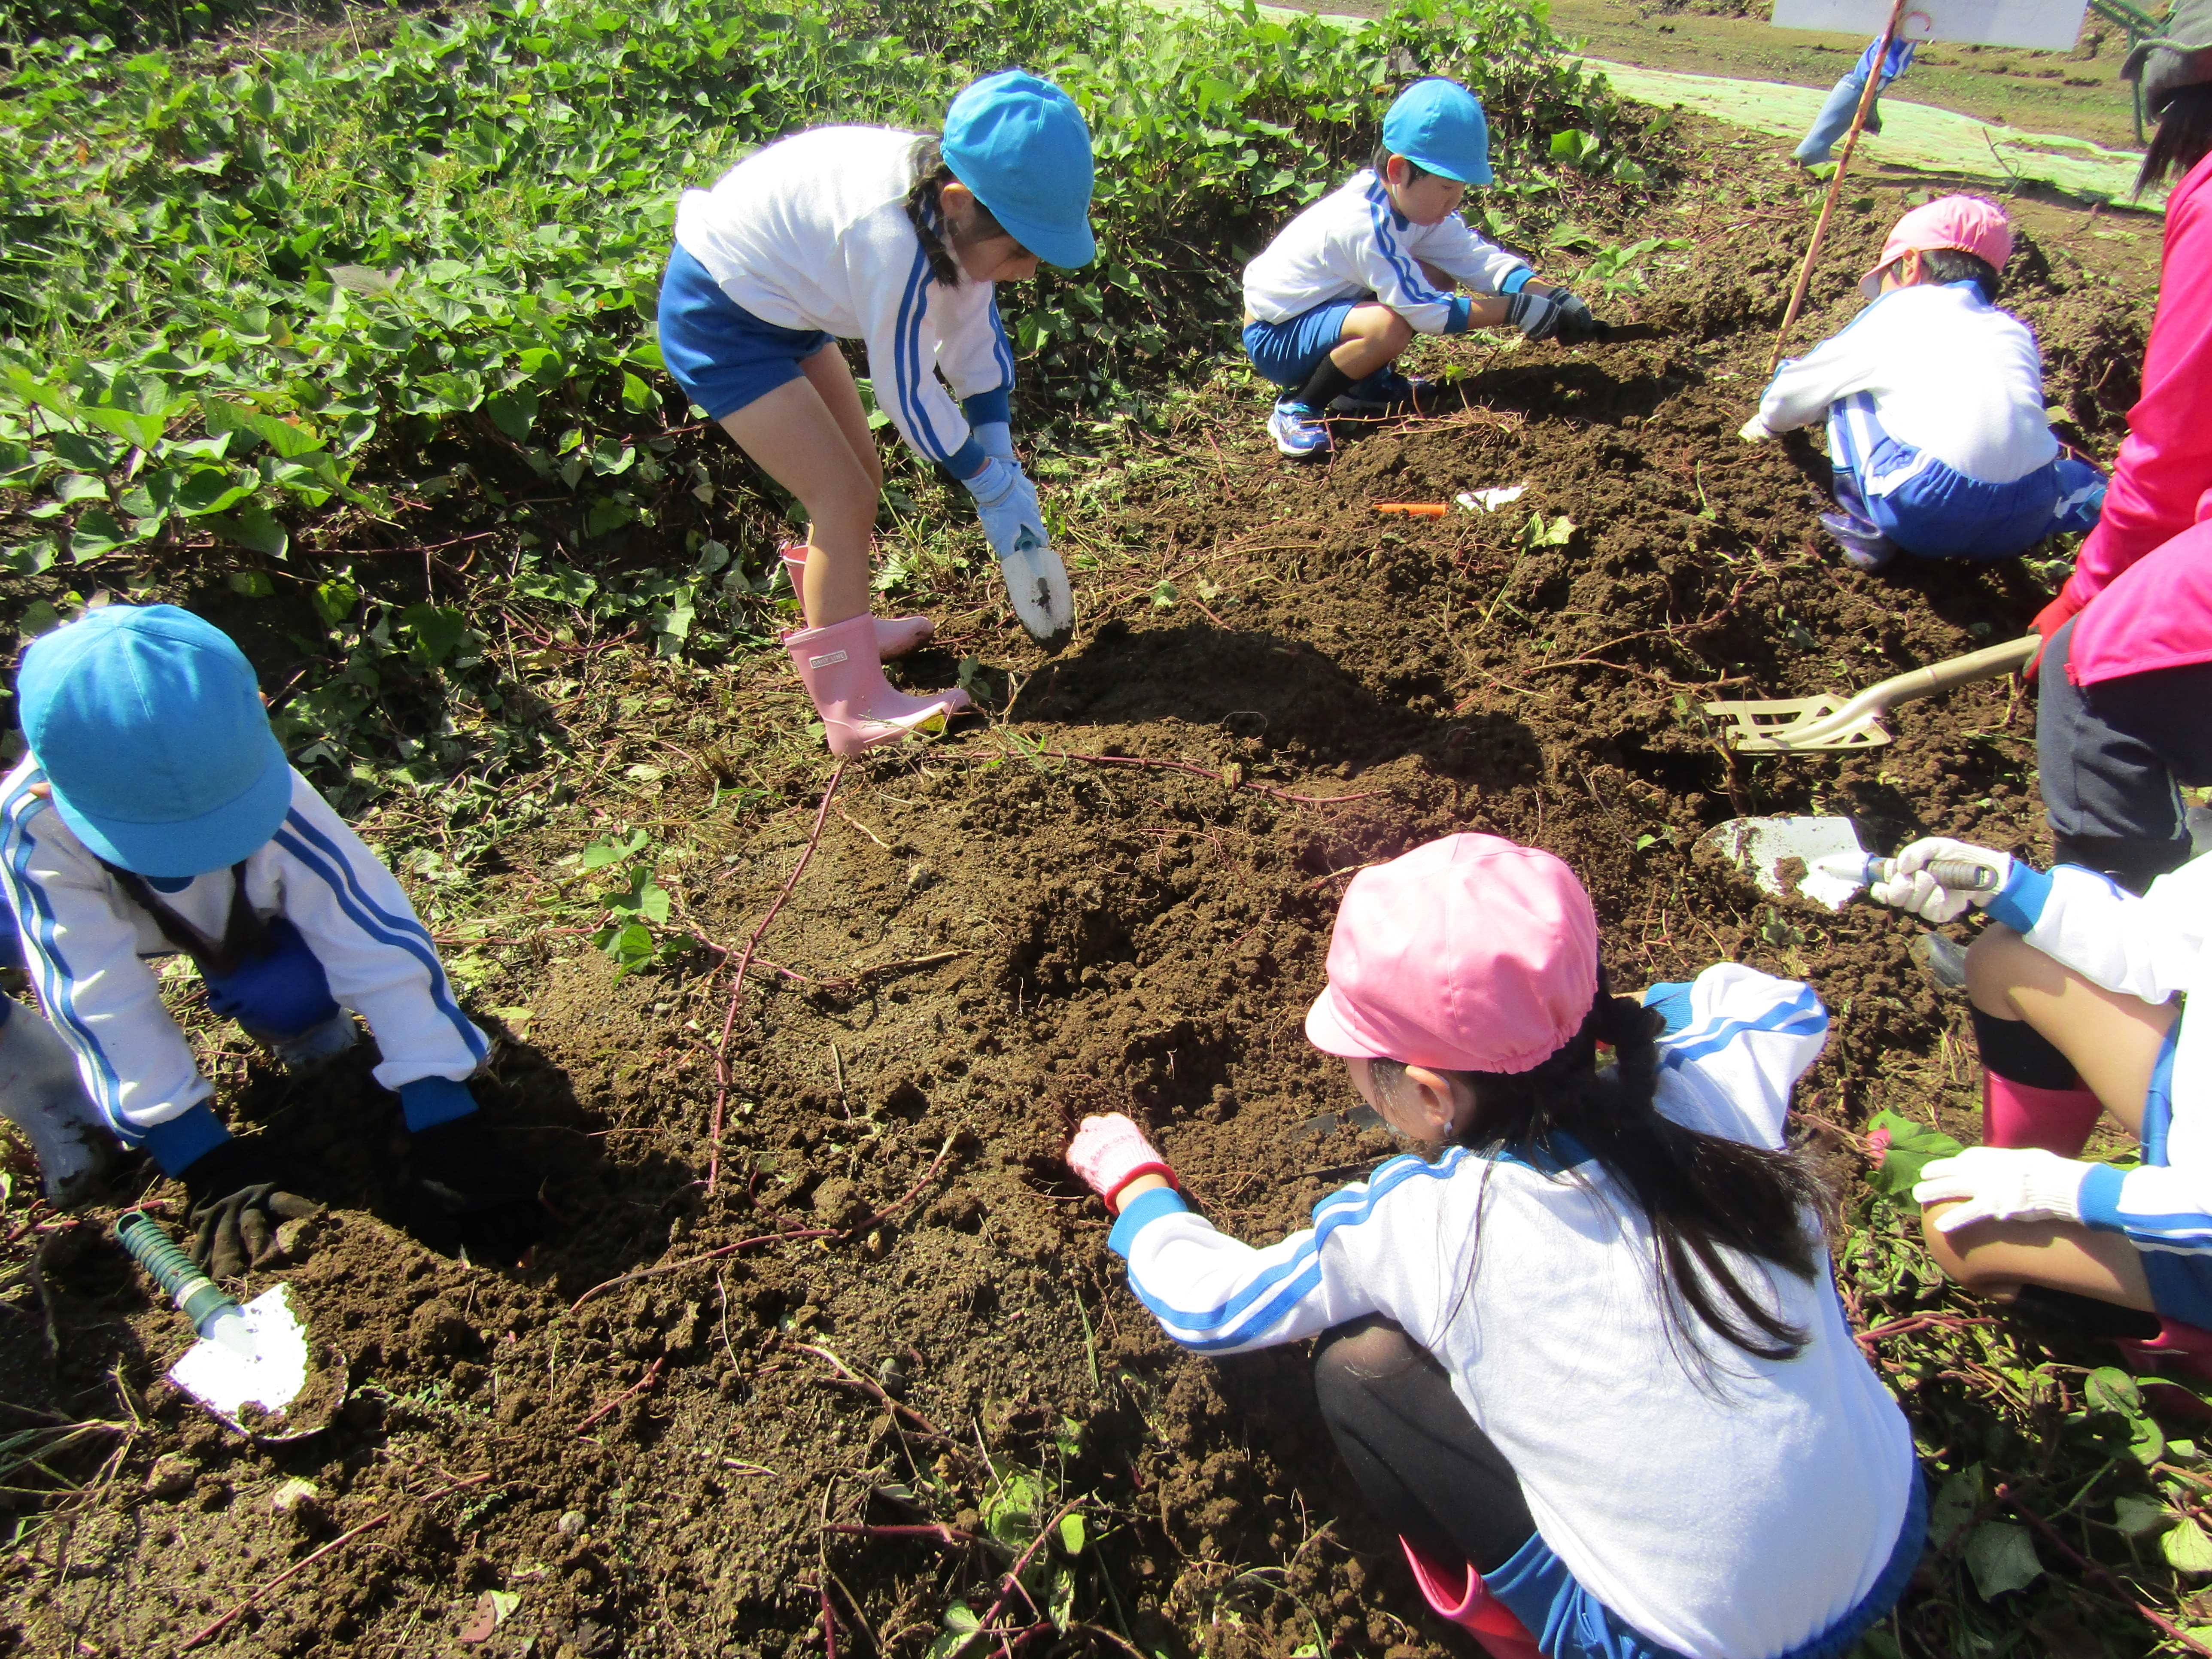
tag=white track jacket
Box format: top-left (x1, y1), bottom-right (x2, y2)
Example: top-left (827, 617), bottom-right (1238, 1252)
top-left (673, 126), bottom-right (1016, 480)
top-left (1243, 170), bottom-right (1532, 334)
top-left (1109, 966), bottom-right (1917, 1657)
top-left (1755, 282), bottom-right (2060, 485)
top-left (0, 760), bottom-right (488, 1144)
top-left (1984, 855), bottom-right (2212, 1245)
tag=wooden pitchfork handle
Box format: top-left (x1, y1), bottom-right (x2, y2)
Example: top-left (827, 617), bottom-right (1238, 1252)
top-left (1780, 633), bottom-right (2038, 745)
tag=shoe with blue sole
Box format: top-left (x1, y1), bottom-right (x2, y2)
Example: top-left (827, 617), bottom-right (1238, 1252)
top-left (1268, 400), bottom-right (1332, 458)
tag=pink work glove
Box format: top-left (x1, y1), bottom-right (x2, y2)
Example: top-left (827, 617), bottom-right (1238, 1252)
top-left (1066, 1113), bottom-right (1178, 1215)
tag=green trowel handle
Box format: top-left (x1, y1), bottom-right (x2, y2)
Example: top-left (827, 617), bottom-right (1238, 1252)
top-left (116, 1209), bottom-right (234, 1331)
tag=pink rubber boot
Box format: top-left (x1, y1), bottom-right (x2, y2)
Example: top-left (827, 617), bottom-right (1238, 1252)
top-left (1400, 1539), bottom-right (1544, 1659)
top-left (2118, 1320), bottom-right (2212, 1385)
top-left (784, 614), bottom-right (969, 756)
top-left (782, 543), bottom-right (933, 660)
top-left (1983, 1072), bottom-right (2103, 1158)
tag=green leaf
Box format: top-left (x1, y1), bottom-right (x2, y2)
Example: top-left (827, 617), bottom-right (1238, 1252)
top-left (1865, 1110), bottom-right (1963, 1199)
top-left (620, 371), bottom-right (656, 413)
top-left (1057, 1513), bottom-right (1085, 1555)
top-left (171, 468), bottom-right (257, 517)
top-left (984, 1470), bottom-right (1044, 1550)
top-left (2166, 1516), bottom-right (2212, 1574)
top-left (312, 577), bottom-right (359, 629)
top-left (2085, 1366), bottom-right (2145, 1419)
top-left (601, 921), bottom-right (656, 978)
top-left (636, 878), bottom-right (670, 927)
top-left (202, 504), bottom-right (288, 557)
top-left (1963, 1520), bottom-right (2042, 1601)
top-left (401, 603), bottom-right (468, 667)
top-left (488, 390), bottom-right (541, 444)
top-left (54, 473), bottom-right (109, 505)
top-left (68, 508), bottom-right (130, 561)
top-left (2113, 1494), bottom-right (2169, 1537)
top-left (81, 404), bottom-right (167, 450)
top-left (1929, 1464), bottom-right (1982, 1551)
top-left (48, 432), bottom-right (115, 473)
top-left (227, 569), bottom-right (275, 599)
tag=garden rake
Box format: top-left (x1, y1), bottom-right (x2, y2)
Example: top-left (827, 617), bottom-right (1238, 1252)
top-left (1704, 633), bottom-right (2037, 754)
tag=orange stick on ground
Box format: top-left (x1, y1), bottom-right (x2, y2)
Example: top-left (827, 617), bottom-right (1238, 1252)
top-left (1374, 503), bottom-right (1448, 517)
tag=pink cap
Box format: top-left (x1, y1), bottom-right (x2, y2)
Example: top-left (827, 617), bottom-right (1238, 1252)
top-left (1858, 195), bottom-right (2014, 298)
top-left (1304, 834), bottom-right (1599, 1076)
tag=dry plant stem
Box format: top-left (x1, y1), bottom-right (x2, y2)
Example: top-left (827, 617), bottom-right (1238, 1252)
top-left (575, 1355), bottom-right (666, 1432)
top-left (793, 1341), bottom-right (956, 1444)
top-left (180, 1472), bottom-right (492, 1650)
top-left (1998, 1483), bottom-right (2212, 1656)
top-left (706, 757), bottom-right (851, 1194)
top-left (1000, 744), bottom-right (1388, 807)
top-left (1767, 0), bottom-right (1907, 373)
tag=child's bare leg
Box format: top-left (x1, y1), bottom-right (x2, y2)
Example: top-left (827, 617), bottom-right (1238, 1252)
top-left (798, 343), bottom-right (885, 492)
top-left (1965, 924), bottom-right (2177, 1135)
top-left (717, 377), bottom-right (878, 629)
top-left (1920, 1205), bottom-right (2157, 1311)
top-left (1329, 304), bottom-right (1415, 380)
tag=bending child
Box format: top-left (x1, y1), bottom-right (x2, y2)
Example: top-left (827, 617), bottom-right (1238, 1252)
top-left (0, 605), bottom-right (543, 1274)
top-left (1068, 835), bottom-right (1921, 1659)
top-left (1242, 79), bottom-right (1605, 459)
top-left (662, 71), bottom-right (1094, 753)
top-left (1869, 838), bottom-right (2212, 1366)
top-left (1742, 195), bottom-right (2105, 571)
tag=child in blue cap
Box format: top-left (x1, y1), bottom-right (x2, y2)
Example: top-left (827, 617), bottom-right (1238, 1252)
top-left (0, 605), bottom-right (542, 1274)
top-left (662, 70), bottom-right (1095, 754)
top-left (1243, 78), bottom-right (1607, 458)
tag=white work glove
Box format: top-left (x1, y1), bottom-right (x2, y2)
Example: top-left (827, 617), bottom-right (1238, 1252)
top-left (1912, 1145), bottom-right (2091, 1234)
top-left (966, 456), bottom-right (1072, 641)
top-left (1866, 837), bottom-right (2014, 925)
top-left (1738, 414), bottom-right (1775, 444)
top-left (973, 421), bottom-right (1016, 464)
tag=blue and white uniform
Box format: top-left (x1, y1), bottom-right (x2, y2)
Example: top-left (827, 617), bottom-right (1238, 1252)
top-left (668, 126), bottom-right (1015, 479)
top-left (1241, 170), bottom-right (1532, 386)
top-left (1756, 280), bottom-right (2104, 560)
top-left (0, 759), bottom-right (488, 1173)
top-left (1982, 853), bottom-right (2212, 1321)
top-left (1110, 965), bottom-right (1922, 1659)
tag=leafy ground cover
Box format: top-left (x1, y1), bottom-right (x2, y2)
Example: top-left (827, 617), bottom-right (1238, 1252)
top-left (0, 0), bottom-right (2201, 1655)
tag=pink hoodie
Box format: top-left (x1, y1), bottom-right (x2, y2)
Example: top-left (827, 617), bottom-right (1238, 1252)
top-left (2066, 149), bottom-right (2212, 687)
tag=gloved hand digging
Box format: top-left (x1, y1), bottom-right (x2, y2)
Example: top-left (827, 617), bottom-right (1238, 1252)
top-left (1550, 291), bottom-right (1609, 344)
top-left (1066, 1112), bottom-right (1178, 1214)
top-left (966, 456), bottom-right (1074, 641)
top-left (1866, 837), bottom-right (2014, 924)
top-left (179, 1136), bottom-right (322, 1279)
top-left (407, 1112), bottom-right (546, 1263)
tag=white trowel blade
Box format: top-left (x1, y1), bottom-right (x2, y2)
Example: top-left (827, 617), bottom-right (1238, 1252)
top-left (1702, 816), bottom-right (1867, 912)
top-left (167, 1282), bottom-right (310, 1430)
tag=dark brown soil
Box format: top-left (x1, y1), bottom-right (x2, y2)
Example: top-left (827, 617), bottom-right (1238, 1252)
top-left (0, 119), bottom-right (2165, 1658)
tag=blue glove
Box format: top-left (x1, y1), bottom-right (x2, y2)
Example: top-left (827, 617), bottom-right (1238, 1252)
top-left (973, 421), bottom-right (1016, 463)
top-left (965, 456), bottom-right (1048, 562)
top-left (964, 458), bottom-right (1073, 641)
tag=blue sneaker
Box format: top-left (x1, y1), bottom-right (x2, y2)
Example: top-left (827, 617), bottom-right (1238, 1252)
top-left (1268, 399), bottom-right (1332, 458)
top-left (1330, 369), bottom-right (1431, 415)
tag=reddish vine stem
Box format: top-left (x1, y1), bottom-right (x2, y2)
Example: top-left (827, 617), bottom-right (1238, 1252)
top-left (1998, 1483), bottom-right (2212, 1657)
top-left (568, 1228), bottom-right (840, 1314)
top-left (1009, 745), bottom-right (1389, 807)
top-left (946, 1499), bottom-right (1082, 1659)
top-left (575, 1355), bottom-right (666, 1433)
top-left (707, 758), bottom-right (850, 1194)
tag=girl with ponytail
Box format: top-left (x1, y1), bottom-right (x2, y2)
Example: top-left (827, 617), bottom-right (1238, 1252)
top-left (1067, 834), bottom-right (1920, 1659)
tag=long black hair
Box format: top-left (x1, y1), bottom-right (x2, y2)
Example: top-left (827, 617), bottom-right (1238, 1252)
top-left (1373, 977), bottom-right (1828, 1365)
top-left (906, 135), bottom-right (1009, 288)
top-left (2141, 82), bottom-right (2212, 194)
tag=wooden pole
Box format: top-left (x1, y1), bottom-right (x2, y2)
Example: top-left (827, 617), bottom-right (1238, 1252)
top-left (1766, 0), bottom-right (1911, 374)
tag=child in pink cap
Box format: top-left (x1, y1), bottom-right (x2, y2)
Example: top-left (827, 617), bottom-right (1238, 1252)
top-left (1067, 833), bottom-right (1919, 1659)
top-left (1741, 194), bottom-right (2105, 571)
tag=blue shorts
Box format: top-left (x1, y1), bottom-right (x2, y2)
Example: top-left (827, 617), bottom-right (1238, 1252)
top-left (1243, 298), bottom-right (1361, 389)
top-left (1826, 392), bottom-right (2106, 561)
top-left (657, 244), bottom-right (833, 421)
top-left (2129, 1029), bottom-right (2212, 1325)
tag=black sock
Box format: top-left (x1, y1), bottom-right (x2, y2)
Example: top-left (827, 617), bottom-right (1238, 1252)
top-left (1971, 1004), bottom-right (2079, 1091)
top-left (2011, 1285), bottom-right (2161, 1341)
top-left (1291, 356), bottom-right (1355, 413)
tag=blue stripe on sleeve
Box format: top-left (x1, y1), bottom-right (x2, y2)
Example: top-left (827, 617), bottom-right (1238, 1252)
top-left (271, 811), bottom-right (488, 1064)
top-left (988, 298), bottom-right (1016, 388)
top-left (1500, 267), bottom-right (1534, 295)
top-left (0, 780), bottom-right (132, 1137)
top-left (141, 1101), bottom-right (231, 1175)
top-left (1109, 1184), bottom-right (1189, 1256)
top-left (892, 245), bottom-right (954, 465)
top-left (1641, 982), bottom-right (1695, 1035)
top-left (1442, 295), bottom-right (1473, 334)
top-left (962, 386), bottom-right (1012, 429)
top-left (1657, 986), bottom-right (1828, 1071)
top-left (1364, 183), bottom-right (1451, 312)
top-left (1984, 863), bottom-right (2056, 935)
top-left (1125, 1149), bottom-right (1466, 1351)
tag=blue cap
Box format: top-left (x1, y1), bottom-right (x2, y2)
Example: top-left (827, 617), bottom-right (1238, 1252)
top-left (941, 70), bottom-right (1097, 270)
top-left (1381, 78), bottom-right (1492, 187)
top-left (18, 605), bottom-right (291, 878)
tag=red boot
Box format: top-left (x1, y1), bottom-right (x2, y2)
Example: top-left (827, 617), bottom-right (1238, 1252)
top-left (2118, 1318), bottom-right (2212, 1385)
top-left (1400, 1538), bottom-right (1544, 1659)
top-left (782, 543), bottom-right (933, 660)
top-left (784, 615), bottom-right (968, 756)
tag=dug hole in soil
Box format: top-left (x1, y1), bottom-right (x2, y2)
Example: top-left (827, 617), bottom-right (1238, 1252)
top-left (0, 120), bottom-right (2166, 1657)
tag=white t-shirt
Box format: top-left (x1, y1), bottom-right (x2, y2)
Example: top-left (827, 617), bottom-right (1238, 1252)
top-left (1109, 965), bottom-right (1917, 1657)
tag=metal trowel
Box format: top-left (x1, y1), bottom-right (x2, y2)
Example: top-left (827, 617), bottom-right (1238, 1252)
top-left (117, 1209), bottom-right (337, 1440)
top-left (1702, 816), bottom-right (1995, 913)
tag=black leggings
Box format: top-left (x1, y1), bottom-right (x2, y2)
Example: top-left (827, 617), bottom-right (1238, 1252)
top-left (1312, 1316), bottom-right (1537, 1574)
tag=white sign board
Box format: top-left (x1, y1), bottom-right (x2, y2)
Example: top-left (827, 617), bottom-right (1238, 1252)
top-left (1770, 0), bottom-right (2090, 52)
